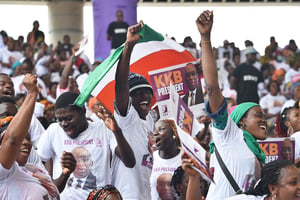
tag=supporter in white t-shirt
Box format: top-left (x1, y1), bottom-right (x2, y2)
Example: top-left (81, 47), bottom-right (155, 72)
top-left (113, 22), bottom-right (156, 199)
top-left (0, 74), bottom-right (59, 199)
top-left (185, 11), bottom-right (268, 200)
top-left (259, 80), bottom-right (286, 124)
top-left (37, 91), bottom-right (135, 200)
top-left (150, 119), bottom-right (182, 200)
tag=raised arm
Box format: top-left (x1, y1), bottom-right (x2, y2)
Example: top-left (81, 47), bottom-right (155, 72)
top-left (59, 44), bottom-right (80, 90)
top-left (97, 105), bottom-right (136, 168)
top-left (182, 156), bottom-right (202, 200)
top-left (0, 74), bottom-right (38, 169)
top-left (115, 21), bottom-right (143, 116)
top-left (196, 11), bottom-right (223, 114)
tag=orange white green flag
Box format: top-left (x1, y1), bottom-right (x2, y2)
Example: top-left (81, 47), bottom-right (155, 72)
top-left (74, 24), bottom-right (195, 111)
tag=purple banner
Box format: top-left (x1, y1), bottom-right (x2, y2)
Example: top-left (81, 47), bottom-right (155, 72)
top-left (92, 0), bottom-right (137, 60)
top-left (176, 94), bottom-right (194, 135)
top-left (258, 137), bottom-right (295, 163)
top-left (149, 66), bottom-right (186, 102)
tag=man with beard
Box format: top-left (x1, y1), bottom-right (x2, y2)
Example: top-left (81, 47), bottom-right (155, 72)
top-left (37, 91), bottom-right (135, 200)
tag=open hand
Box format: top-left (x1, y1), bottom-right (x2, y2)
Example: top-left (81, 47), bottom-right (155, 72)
top-left (96, 105), bottom-right (120, 133)
top-left (182, 153), bottom-right (200, 177)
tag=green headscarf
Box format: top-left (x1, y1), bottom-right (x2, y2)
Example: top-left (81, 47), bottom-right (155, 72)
top-left (210, 102), bottom-right (266, 164)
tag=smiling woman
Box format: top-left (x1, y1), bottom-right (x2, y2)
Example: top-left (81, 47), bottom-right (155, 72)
top-left (182, 10), bottom-right (268, 200)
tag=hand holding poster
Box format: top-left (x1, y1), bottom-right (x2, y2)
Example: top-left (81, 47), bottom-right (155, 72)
top-left (167, 84), bottom-right (212, 182)
top-left (176, 123), bottom-right (214, 183)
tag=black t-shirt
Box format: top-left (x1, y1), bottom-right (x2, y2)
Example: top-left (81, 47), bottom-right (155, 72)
top-left (34, 30), bottom-right (45, 45)
top-left (232, 63), bottom-right (263, 104)
top-left (107, 21), bottom-right (129, 49)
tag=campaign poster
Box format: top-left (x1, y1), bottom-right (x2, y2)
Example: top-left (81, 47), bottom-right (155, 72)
top-left (148, 61), bottom-right (205, 119)
top-left (176, 124), bottom-right (214, 184)
top-left (169, 83), bottom-right (194, 135)
top-left (258, 137), bottom-right (295, 163)
top-left (149, 63), bottom-right (187, 102)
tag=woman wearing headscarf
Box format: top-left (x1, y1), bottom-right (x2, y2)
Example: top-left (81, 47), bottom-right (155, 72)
top-left (185, 10), bottom-right (268, 200)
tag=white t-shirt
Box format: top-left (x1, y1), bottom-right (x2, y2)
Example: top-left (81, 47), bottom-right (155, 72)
top-left (259, 93), bottom-right (286, 115)
top-left (12, 75), bottom-right (48, 99)
top-left (284, 68), bottom-right (300, 85)
top-left (112, 103), bottom-right (155, 200)
top-left (76, 73), bottom-right (89, 92)
top-left (225, 194), bottom-right (267, 200)
top-left (206, 118), bottom-right (256, 200)
top-left (0, 162), bottom-right (50, 199)
top-left (281, 99), bottom-right (296, 113)
top-left (291, 131), bottom-right (300, 160)
top-left (273, 60), bottom-right (290, 72)
top-left (37, 121), bottom-right (117, 200)
top-left (35, 55), bottom-right (51, 77)
top-left (89, 113), bottom-right (101, 123)
top-left (29, 114), bottom-right (45, 147)
top-left (60, 172), bottom-right (97, 200)
top-left (0, 47), bottom-right (23, 75)
top-left (150, 150), bottom-right (182, 200)
top-left (27, 148), bottom-right (48, 172)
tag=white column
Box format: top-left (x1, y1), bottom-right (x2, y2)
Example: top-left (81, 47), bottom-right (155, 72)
top-left (48, 0), bottom-right (83, 46)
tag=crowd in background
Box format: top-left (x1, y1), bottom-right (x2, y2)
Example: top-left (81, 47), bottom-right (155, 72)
top-left (0, 10), bottom-right (300, 200)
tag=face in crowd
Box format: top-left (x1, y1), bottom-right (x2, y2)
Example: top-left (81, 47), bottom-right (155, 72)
top-left (239, 106), bottom-right (267, 140)
top-left (72, 146), bottom-right (93, 179)
top-left (130, 88), bottom-right (153, 120)
top-left (184, 63), bottom-right (199, 91)
top-left (156, 173), bottom-right (176, 200)
top-left (55, 106), bottom-right (87, 139)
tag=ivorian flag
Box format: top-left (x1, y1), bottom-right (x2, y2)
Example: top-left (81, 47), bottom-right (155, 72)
top-left (74, 24), bottom-right (195, 112)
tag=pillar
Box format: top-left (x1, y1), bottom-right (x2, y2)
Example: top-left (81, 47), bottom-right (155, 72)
top-left (48, 0), bottom-right (83, 46)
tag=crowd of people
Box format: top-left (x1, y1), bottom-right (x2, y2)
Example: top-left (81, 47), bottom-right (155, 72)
top-left (0, 8), bottom-right (300, 200)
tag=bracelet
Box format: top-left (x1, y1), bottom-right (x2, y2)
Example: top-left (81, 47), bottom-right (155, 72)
top-left (201, 40), bottom-right (211, 45)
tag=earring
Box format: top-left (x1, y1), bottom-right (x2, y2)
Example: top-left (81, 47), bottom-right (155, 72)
top-left (242, 124), bottom-right (246, 129)
top-left (271, 194), bottom-right (277, 200)
top-left (172, 135), bottom-right (176, 140)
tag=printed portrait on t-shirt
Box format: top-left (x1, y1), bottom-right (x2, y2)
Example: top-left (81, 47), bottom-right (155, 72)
top-left (156, 173), bottom-right (176, 200)
top-left (66, 146), bottom-right (97, 190)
